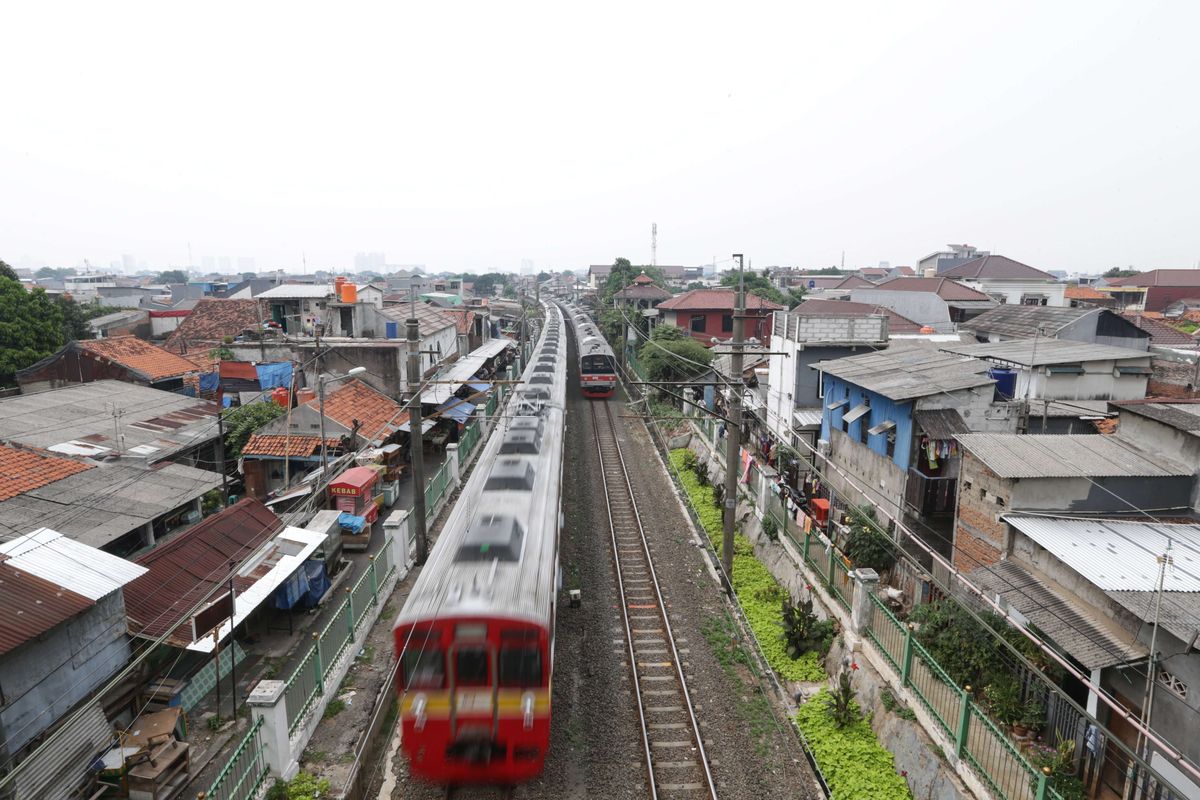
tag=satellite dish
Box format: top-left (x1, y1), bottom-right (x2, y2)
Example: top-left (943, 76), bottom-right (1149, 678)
top-left (807, 280), bottom-right (816, 289)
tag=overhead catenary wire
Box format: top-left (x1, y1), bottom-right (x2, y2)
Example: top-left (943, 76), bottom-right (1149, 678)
top-left (608, 297), bottom-right (1200, 791)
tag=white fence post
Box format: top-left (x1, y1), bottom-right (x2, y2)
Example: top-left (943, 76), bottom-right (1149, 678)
top-left (247, 680), bottom-right (299, 781)
top-left (384, 509), bottom-right (413, 571)
top-left (445, 443), bottom-right (461, 488)
top-left (850, 567), bottom-right (881, 635)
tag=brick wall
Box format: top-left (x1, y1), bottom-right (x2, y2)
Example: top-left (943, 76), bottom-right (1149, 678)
top-left (952, 450), bottom-right (1012, 571)
top-left (1148, 357), bottom-right (1200, 399)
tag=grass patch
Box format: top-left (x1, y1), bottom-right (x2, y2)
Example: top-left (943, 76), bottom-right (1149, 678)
top-left (670, 449), bottom-right (826, 683)
top-left (322, 699), bottom-right (346, 720)
top-left (795, 690), bottom-right (911, 800)
top-left (701, 612), bottom-right (776, 756)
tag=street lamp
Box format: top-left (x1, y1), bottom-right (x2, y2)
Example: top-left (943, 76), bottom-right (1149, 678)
top-left (318, 366), bottom-right (366, 470)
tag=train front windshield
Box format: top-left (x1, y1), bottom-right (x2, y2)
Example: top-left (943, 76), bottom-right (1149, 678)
top-left (581, 355), bottom-right (613, 374)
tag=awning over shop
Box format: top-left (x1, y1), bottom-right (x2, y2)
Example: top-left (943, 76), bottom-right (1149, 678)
top-left (397, 418), bottom-right (437, 434)
top-left (437, 399), bottom-right (476, 425)
top-left (187, 526), bottom-right (326, 652)
top-left (424, 338), bottom-right (516, 403)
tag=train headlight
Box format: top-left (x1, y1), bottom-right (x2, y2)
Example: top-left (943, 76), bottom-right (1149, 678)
top-left (522, 692), bottom-right (535, 731)
top-left (414, 693), bottom-right (428, 732)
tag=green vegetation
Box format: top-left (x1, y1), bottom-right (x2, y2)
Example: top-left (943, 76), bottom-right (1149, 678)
top-left (1027, 740), bottom-right (1086, 800)
top-left (841, 505), bottom-right (896, 574)
top-left (796, 690), bottom-right (912, 800)
top-left (701, 613), bottom-right (778, 756)
top-left (322, 698), bottom-right (346, 719)
top-left (908, 599), bottom-right (1060, 691)
top-left (1102, 267), bottom-right (1141, 278)
top-left (670, 449), bottom-right (825, 682)
top-left (267, 771), bottom-right (332, 800)
top-left (781, 596), bottom-right (836, 660)
top-left (221, 401), bottom-right (287, 459)
top-left (638, 325), bottom-right (713, 393)
top-left (0, 274), bottom-right (66, 386)
top-left (718, 270), bottom-right (805, 308)
top-left (156, 269), bottom-right (189, 284)
top-left (880, 688), bottom-right (917, 721)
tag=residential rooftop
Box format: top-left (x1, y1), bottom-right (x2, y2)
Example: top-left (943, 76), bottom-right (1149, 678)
top-left (164, 297), bottom-right (263, 354)
top-left (790, 299), bottom-right (924, 333)
top-left (657, 288), bottom-right (784, 311)
top-left (938, 338), bottom-right (1151, 366)
top-left (814, 346), bottom-right (994, 401)
top-left (1105, 269), bottom-right (1200, 287)
top-left (940, 254), bottom-right (1057, 282)
top-left (0, 381), bottom-right (222, 461)
top-left (956, 433), bottom-right (1190, 479)
top-left (958, 305), bottom-right (1140, 339)
top-left (1111, 399), bottom-right (1200, 437)
top-left (867, 276), bottom-right (994, 302)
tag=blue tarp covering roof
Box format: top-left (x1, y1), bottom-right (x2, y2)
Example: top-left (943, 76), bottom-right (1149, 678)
top-left (337, 512), bottom-right (366, 534)
top-left (255, 361), bottom-right (293, 390)
top-left (467, 381), bottom-right (491, 393)
top-left (437, 399), bottom-right (476, 424)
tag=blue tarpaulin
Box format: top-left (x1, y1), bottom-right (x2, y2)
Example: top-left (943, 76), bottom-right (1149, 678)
top-left (255, 361), bottom-right (293, 390)
top-left (337, 512), bottom-right (366, 534)
top-left (437, 399), bottom-right (476, 425)
top-left (467, 381), bottom-right (491, 393)
top-left (274, 560), bottom-right (331, 609)
top-left (199, 371), bottom-right (220, 393)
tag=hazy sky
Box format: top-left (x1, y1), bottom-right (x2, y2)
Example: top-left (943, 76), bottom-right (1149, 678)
top-left (2, 1), bottom-right (1198, 274)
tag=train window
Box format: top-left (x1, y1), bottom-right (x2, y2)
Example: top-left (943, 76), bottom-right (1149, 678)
top-left (456, 515), bottom-right (525, 562)
top-left (510, 416), bottom-right (544, 436)
top-left (533, 365), bottom-right (552, 373)
top-left (500, 429), bottom-right (540, 454)
top-left (400, 647), bottom-right (445, 690)
top-left (530, 375), bottom-right (552, 384)
top-left (499, 646), bottom-right (543, 687)
top-left (455, 647), bottom-right (489, 686)
top-left (485, 458), bottom-right (535, 491)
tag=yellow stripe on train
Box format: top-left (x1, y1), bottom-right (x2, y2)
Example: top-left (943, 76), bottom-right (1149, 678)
top-left (400, 689), bottom-right (552, 718)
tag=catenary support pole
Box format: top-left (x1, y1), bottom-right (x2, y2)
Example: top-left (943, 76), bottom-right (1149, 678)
top-left (407, 316), bottom-right (428, 564)
top-left (722, 253), bottom-right (746, 584)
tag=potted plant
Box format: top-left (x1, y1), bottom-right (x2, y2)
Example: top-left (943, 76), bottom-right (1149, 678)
top-left (983, 677), bottom-right (1022, 731)
top-left (1014, 699), bottom-right (1044, 738)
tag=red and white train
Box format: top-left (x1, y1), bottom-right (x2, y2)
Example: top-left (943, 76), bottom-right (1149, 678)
top-left (565, 304), bottom-right (617, 398)
top-left (393, 303), bottom-right (565, 786)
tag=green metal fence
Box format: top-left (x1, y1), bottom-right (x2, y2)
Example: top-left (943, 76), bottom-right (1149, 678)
top-left (206, 717), bottom-right (269, 800)
top-left (459, 420), bottom-right (481, 460)
top-left (283, 536), bottom-right (396, 736)
top-left (424, 462), bottom-right (450, 526)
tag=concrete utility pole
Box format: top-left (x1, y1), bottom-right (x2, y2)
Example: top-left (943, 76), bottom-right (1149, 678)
top-left (407, 315), bottom-right (429, 564)
top-left (722, 254), bottom-right (746, 583)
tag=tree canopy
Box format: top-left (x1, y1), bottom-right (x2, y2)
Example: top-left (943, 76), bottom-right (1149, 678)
top-left (638, 323), bottom-right (714, 392)
top-left (222, 401), bottom-right (287, 459)
top-left (1103, 267), bottom-right (1141, 278)
top-left (0, 260), bottom-right (18, 282)
top-left (35, 266), bottom-right (77, 279)
top-left (718, 270), bottom-right (804, 307)
top-left (156, 269), bottom-right (189, 284)
top-left (602, 258), bottom-right (665, 300)
top-left (470, 272), bottom-right (509, 297)
top-left (0, 277), bottom-right (67, 386)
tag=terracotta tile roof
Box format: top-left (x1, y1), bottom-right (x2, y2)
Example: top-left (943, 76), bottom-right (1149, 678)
top-left (164, 298), bottom-right (262, 354)
top-left (440, 307), bottom-right (477, 335)
top-left (871, 276), bottom-right (994, 301)
top-left (78, 337), bottom-right (197, 381)
top-left (657, 288), bottom-right (784, 311)
top-left (1106, 269), bottom-right (1200, 288)
top-left (305, 379), bottom-right (409, 443)
top-left (242, 434), bottom-right (342, 458)
top-left (0, 562), bottom-right (94, 655)
top-left (0, 444), bottom-right (94, 501)
top-left (614, 283), bottom-right (673, 301)
top-left (125, 499), bottom-right (283, 644)
top-left (1065, 285), bottom-right (1107, 300)
top-left (1121, 313), bottom-right (1199, 348)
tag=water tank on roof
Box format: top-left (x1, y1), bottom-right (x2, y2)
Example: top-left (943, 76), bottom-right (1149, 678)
top-left (989, 368), bottom-right (1017, 400)
top-left (272, 387), bottom-right (291, 407)
top-left (340, 283), bottom-right (358, 303)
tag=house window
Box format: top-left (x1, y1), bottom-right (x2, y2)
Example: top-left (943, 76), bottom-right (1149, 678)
top-left (817, 371), bottom-right (825, 399)
top-left (721, 313), bottom-right (733, 332)
top-left (886, 430), bottom-right (897, 458)
top-left (1160, 669), bottom-right (1188, 700)
top-left (690, 314), bottom-right (706, 333)
top-left (859, 417), bottom-right (870, 445)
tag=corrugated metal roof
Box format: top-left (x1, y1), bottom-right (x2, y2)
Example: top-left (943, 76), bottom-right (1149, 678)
top-left (10, 700), bottom-right (113, 799)
top-left (1115, 401), bottom-right (1200, 436)
top-left (957, 434), bottom-right (1190, 478)
top-left (1005, 515), bottom-right (1200, 592)
top-left (814, 346), bottom-right (995, 401)
top-left (257, 283), bottom-right (333, 299)
top-left (914, 408), bottom-right (970, 439)
top-left (967, 559), bottom-right (1145, 670)
top-left (938, 338), bottom-right (1150, 366)
top-left (0, 528), bottom-right (147, 599)
top-left (0, 562), bottom-right (94, 656)
top-left (793, 408), bottom-right (824, 428)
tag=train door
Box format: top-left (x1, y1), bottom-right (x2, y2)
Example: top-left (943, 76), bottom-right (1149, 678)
top-left (448, 624), bottom-right (500, 752)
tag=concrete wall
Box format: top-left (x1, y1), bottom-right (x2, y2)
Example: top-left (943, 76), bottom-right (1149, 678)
top-left (0, 592), bottom-right (131, 758)
top-left (959, 280), bottom-right (1067, 307)
top-left (1117, 410), bottom-right (1200, 510)
top-left (825, 428), bottom-right (907, 517)
top-left (1013, 361), bottom-right (1150, 402)
top-left (851, 289), bottom-right (953, 331)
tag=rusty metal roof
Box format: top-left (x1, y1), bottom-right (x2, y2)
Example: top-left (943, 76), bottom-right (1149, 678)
top-left (0, 561), bottom-right (93, 655)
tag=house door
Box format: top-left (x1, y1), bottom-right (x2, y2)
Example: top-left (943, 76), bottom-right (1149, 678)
top-left (1099, 692), bottom-right (1140, 799)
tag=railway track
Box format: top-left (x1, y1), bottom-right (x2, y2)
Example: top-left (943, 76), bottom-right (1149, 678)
top-left (592, 401), bottom-right (719, 800)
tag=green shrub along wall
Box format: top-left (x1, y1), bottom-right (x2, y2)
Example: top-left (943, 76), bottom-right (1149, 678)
top-left (795, 691), bottom-right (911, 800)
top-left (669, 449), bottom-right (824, 682)
top-left (669, 448), bottom-right (911, 798)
